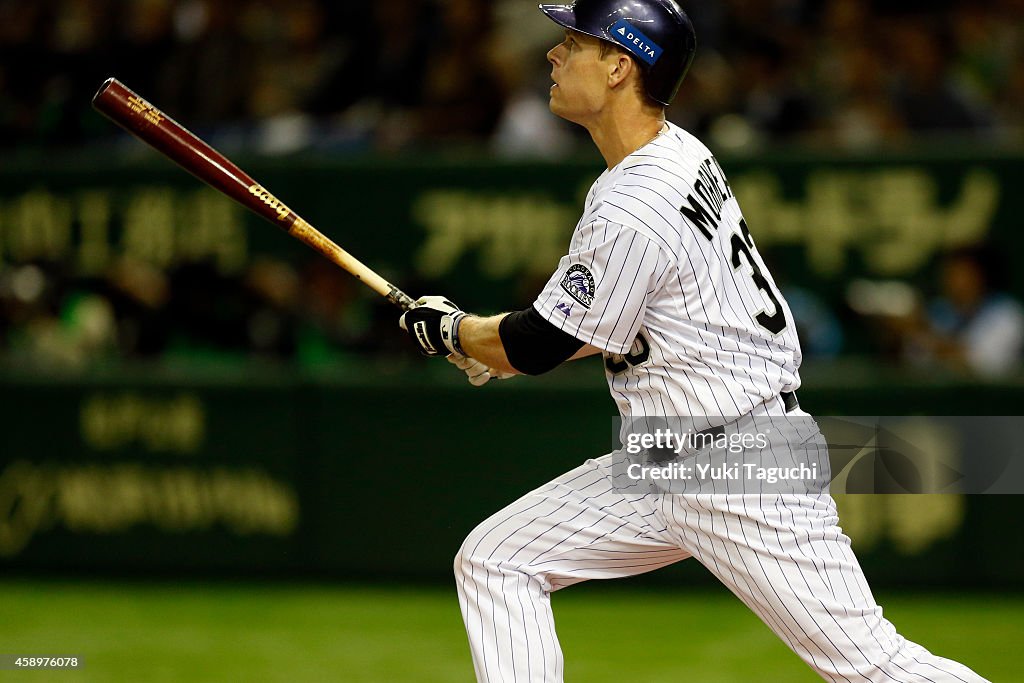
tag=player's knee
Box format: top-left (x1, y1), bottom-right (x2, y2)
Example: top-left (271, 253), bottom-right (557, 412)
top-left (453, 538), bottom-right (472, 581)
top-left (454, 530), bottom-right (486, 582)
top-left (454, 520), bottom-right (508, 582)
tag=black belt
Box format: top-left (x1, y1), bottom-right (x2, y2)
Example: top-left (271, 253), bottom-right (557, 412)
top-left (647, 393), bottom-right (798, 462)
top-left (695, 392), bottom-right (798, 441)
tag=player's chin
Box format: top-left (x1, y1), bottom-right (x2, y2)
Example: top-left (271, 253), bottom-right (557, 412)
top-left (548, 93), bottom-right (570, 119)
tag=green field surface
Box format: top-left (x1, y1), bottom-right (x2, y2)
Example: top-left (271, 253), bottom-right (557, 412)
top-left (0, 581), bottom-right (1016, 682)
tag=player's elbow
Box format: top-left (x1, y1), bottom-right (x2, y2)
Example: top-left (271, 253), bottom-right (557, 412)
top-left (487, 357), bottom-right (524, 377)
top-left (508, 356), bottom-right (564, 376)
top-left (499, 308), bottom-right (585, 376)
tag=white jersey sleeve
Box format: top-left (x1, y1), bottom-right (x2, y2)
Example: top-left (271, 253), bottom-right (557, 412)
top-left (533, 221), bottom-right (673, 354)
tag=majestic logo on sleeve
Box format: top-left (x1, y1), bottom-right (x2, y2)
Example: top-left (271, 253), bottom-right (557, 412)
top-left (560, 264), bottom-right (595, 308)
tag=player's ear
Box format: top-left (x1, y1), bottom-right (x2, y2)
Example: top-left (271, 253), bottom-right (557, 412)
top-left (607, 53), bottom-right (635, 92)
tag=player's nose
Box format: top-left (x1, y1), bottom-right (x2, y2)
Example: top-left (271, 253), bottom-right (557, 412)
top-left (547, 43), bottom-right (562, 67)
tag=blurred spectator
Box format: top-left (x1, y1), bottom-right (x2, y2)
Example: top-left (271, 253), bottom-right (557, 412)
top-left (489, 0), bottom-right (576, 158)
top-left (245, 0), bottom-right (331, 154)
top-left (413, 0), bottom-right (504, 147)
top-left (888, 18), bottom-right (993, 136)
top-left (308, 0), bottom-right (428, 114)
top-left (996, 57), bottom-right (1024, 140)
top-left (158, 0), bottom-right (253, 126)
top-left (827, 44), bottom-right (906, 148)
top-left (113, 0), bottom-right (176, 102)
top-left (163, 258), bottom-right (301, 360)
top-left (734, 37), bottom-right (816, 141)
top-left (924, 248), bottom-right (1024, 375)
top-left (296, 258), bottom-right (373, 362)
top-left (878, 248), bottom-right (1024, 377)
top-left (782, 285), bottom-right (845, 360)
top-left (101, 257), bottom-right (171, 357)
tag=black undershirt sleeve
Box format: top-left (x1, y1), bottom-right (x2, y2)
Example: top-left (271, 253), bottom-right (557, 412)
top-left (498, 307), bottom-right (586, 376)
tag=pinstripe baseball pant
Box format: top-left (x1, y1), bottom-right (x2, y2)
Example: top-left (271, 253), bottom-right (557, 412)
top-left (455, 404), bottom-right (989, 682)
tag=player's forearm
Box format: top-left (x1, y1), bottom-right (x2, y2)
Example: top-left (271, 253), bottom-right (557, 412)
top-left (458, 314), bottom-right (521, 375)
top-left (459, 310), bottom-right (600, 376)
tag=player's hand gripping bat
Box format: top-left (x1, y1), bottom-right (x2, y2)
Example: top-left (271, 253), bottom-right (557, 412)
top-left (91, 77), bottom-right (416, 311)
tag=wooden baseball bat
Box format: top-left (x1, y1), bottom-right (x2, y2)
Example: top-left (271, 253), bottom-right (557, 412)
top-left (91, 77), bottom-right (416, 311)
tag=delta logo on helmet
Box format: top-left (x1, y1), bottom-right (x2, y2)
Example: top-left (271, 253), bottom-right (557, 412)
top-left (610, 19), bottom-right (662, 65)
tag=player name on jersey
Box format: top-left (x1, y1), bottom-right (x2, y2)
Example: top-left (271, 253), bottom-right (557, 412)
top-left (680, 157), bottom-right (734, 241)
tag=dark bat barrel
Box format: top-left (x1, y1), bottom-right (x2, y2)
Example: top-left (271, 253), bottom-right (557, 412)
top-left (90, 77), bottom-right (415, 310)
top-left (91, 78), bottom-right (298, 229)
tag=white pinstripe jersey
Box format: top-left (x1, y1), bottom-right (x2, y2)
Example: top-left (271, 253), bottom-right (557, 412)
top-left (534, 122), bottom-right (802, 424)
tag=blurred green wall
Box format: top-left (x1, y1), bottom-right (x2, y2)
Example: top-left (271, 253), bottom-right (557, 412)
top-left (1, 364), bottom-right (1021, 586)
top-left (0, 149), bottom-right (1020, 322)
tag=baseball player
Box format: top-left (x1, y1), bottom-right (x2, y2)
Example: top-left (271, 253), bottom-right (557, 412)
top-left (400, 1), bottom-right (990, 681)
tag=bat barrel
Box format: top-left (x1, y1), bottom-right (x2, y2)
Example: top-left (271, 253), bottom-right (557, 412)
top-left (92, 78), bottom-right (297, 229)
top-left (91, 77), bottom-right (417, 310)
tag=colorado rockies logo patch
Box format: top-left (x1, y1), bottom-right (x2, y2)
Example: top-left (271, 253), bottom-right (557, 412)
top-left (560, 264), bottom-right (595, 308)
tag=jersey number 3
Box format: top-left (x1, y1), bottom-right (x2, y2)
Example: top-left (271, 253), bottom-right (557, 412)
top-left (730, 219), bottom-right (787, 335)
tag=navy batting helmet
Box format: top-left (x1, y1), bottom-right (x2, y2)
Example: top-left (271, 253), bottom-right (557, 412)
top-left (539, 0), bottom-right (697, 106)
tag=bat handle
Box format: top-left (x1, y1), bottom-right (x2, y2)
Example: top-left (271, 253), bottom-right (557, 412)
top-left (287, 217), bottom-right (417, 311)
top-left (388, 287), bottom-right (417, 311)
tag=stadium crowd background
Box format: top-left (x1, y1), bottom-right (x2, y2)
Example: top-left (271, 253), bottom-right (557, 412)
top-left (3, 0), bottom-right (1023, 153)
top-left (1, 0), bottom-right (1022, 374)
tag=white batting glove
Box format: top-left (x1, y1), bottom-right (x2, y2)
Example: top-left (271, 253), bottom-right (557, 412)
top-left (399, 295), bottom-right (465, 357)
top-left (447, 353), bottom-right (515, 387)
